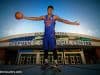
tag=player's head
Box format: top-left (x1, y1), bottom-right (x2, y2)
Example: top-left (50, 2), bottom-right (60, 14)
top-left (47, 5), bottom-right (54, 15)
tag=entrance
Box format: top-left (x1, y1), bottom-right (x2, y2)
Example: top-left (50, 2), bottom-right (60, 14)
top-left (18, 50), bottom-right (84, 64)
top-left (5, 50), bottom-right (18, 65)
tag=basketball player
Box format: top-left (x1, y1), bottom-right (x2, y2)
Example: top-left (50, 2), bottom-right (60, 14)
top-left (17, 5), bottom-right (80, 69)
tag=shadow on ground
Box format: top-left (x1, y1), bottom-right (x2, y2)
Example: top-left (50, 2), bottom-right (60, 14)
top-left (0, 64), bottom-right (100, 75)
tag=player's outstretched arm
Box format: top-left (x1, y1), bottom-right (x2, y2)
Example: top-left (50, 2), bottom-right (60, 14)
top-left (23, 16), bottom-right (45, 21)
top-left (55, 16), bottom-right (80, 26)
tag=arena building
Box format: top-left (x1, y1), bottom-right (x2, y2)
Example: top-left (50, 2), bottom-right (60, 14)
top-left (0, 32), bottom-right (100, 65)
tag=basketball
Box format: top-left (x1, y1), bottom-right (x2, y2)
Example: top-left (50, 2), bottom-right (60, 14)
top-left (15, 12), bottom-right (23, 19)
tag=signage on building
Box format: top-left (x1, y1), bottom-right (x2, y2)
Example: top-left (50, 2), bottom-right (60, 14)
top-left (9, 41), bottom-right (33, 46)
top-left (9, 39), bottom-right (92, 46)
top-left (56, 40), bottom-right (91, 46)
top-left (78, 37), bottom-right (91, 41)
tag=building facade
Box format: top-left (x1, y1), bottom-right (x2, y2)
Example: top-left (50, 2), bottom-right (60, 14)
top-left (0, 32), bottom-right (100, 65)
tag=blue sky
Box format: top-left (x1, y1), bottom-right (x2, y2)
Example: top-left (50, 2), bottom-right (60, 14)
top-left (0, 0), bottom-right (100, 38)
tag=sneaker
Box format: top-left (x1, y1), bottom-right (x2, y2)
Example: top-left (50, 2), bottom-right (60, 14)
top-left (41, 62), bottom-right (49, 70)
top-left (50, 64), bottom-right (61, 72)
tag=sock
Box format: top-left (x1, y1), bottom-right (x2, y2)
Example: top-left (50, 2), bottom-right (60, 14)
top-left (54, 60), bottom-right (58, 65)
top-left (44, 59), bottom-right (48, 63)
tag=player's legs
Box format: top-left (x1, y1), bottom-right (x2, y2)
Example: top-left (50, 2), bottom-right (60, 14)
top-left (53, 50), bottom-right (58, 65)
top-left (44, 50), bottom-right (48, 63)
top-left (49, 38), bottom-right (58, 65)
top-left (43, 38), bottom-right (49, 64)
top-left (41, 38), bottom-right (49, 70)
top-left (42, 37), bottom-right (60, 70)
top-left (43, 37), bottom-right (58, 65)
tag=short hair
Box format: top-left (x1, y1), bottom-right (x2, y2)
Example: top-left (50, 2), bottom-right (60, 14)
top-left (47, 5), bottom-right (54, 10)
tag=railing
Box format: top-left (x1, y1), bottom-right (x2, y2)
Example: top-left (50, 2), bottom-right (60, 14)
top-left (17, 51), bottom-right (84, 65)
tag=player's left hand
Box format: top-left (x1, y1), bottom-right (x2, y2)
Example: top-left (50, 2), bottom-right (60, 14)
top-left (74, 21), bottom-right (80, 26)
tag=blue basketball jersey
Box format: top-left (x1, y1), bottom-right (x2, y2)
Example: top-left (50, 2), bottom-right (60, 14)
top-left (44, 15), bottom-right (56, 38)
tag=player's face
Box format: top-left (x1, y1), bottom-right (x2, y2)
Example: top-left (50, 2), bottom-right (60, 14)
top-left (48, 8), bottom-right (53, 15)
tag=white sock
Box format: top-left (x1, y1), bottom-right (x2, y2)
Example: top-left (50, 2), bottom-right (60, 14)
top-left (45, 59), bottom-right (48, 63)
top-left (54, 60), bottom-right (58, 64)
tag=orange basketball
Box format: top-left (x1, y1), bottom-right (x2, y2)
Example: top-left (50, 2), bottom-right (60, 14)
top-left (15, 12), bottom-right (23, 19)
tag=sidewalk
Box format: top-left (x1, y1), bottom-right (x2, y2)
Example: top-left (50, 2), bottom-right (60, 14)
top-left (0, 64), bottom-right (100, 75)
